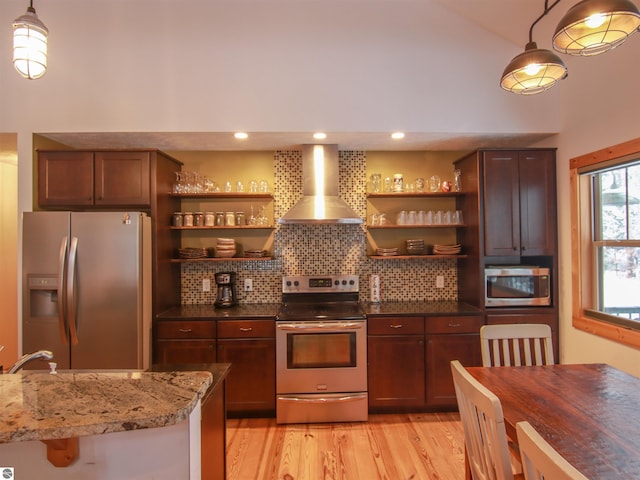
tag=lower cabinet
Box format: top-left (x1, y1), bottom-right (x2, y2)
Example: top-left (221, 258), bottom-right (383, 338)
top-left (367, 317), bottom-right (425, 411)
top-left (425, 316), bottom-right (483, 408)
top-left (155, 320), bottom-right (216, 364)
top-left (368, 314), bottom-right (483, 412)
top-left (216, 319), bottom-right (276, 417)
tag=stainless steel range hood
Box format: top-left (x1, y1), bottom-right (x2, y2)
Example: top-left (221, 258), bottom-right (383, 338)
top-left (278, 144), bottom-right (364, 224)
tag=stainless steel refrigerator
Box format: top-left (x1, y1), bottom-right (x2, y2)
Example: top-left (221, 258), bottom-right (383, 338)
top-left (22, 211), bottom-right (151, 370)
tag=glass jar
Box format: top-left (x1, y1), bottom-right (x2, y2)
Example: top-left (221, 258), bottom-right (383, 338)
top-left (215, 212), bottom-right (225, 226)
top-left (193, 212), bottom-right (204, 227)
top-left (225, 211), bottom-right (236, 226)
top-left (204, 211), bottom-right (215, 227)
top-left (172, 212), bottom-right (183, 227)
top-left (183, 212), bottom-right (194, 227)
top-left (235, 212), bottom-right (245, 226)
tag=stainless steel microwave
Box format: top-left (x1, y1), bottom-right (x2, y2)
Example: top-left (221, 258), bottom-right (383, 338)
top-left (484, 266), bottom-right (551, 307)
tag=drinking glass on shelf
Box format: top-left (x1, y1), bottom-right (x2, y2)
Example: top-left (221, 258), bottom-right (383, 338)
top-left (259, 180), bottom-right (270, 193)
top-left (370, 173), bottom-right (382, 193)
top-left (396, 210), bottom-right (407, 225)
top-left (236, 181), bottom-right (244, 192)
top-left (224, 181), bottom-right (233, 193)
top-left (249, 180), bottom-right (259, 193)
top-left (429, 175), bottom-right (441, 193)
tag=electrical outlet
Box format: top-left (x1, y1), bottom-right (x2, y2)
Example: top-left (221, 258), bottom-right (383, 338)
top-left (244, 278), bottom-right (253, 292)
top-left (436, 275), bottom-right (445, 288)
top-left (202, 278), bottom-right (211, 292)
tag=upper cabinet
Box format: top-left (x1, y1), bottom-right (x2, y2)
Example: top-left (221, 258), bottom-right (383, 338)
top-left (482, 150), bottom-right (557, 257)
top-left (38, 150), bottom-right (151, 208)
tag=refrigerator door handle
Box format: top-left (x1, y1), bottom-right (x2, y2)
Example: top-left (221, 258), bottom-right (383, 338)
top-left (58, 236), bottom-right (69, 345)
top-left (67, 237), bottom-right (80, 346)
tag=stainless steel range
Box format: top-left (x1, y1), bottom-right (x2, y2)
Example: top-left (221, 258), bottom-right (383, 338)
top-left (276, 274), bottom-right (368, 424)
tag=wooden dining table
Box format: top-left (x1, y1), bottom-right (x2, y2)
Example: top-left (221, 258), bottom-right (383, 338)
top-left (466, 363), bottom-right (640, 479)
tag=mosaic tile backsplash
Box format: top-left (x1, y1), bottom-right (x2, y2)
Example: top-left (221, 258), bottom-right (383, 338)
top-left (181, 150), bottom-right (458, 304)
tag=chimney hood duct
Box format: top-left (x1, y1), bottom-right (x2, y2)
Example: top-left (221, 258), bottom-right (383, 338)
top-left (278, 144), bottom-right (364, 224)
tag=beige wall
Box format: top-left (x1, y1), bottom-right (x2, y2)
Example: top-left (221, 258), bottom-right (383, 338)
top-left (0, 134), bottom-right (18, 369)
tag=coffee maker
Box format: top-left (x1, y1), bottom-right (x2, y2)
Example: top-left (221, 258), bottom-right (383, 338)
top-left (214, 272), bottom-right (238, 308)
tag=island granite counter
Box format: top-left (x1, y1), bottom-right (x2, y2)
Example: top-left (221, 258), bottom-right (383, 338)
top-left (0, 364), bottom-right (230, 479)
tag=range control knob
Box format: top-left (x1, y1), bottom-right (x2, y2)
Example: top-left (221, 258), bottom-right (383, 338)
top-left (349, 279), bottom-right (355, 285)
top-left (285, 281), bottom-right (292, 287)
top-left (341, 280), bottom-right (347, 285)
top-left (334, 280), bottom-right (340, 286)
top-left (293, 280), bottom-right (299, 287)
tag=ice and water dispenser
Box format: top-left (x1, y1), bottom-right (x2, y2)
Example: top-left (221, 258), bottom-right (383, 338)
top-left (26, 274), bottom-right (59, 319)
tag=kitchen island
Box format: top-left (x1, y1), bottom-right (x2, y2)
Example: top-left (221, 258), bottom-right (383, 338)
top-left (0, 364), bottom-right (230, 479)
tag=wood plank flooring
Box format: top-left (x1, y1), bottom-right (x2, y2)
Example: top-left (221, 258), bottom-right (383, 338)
top-left (226, 413), bottom-right (465, 480)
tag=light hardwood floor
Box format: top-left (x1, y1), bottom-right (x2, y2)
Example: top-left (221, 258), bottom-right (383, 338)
top-left (226, 413), bottom-right (465, 480)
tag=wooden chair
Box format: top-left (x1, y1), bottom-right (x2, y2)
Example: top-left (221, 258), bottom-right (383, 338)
top-left (450, 360), bottom-right (523, 480)
top-left (516, 421), bottom-right (588, 480)
top-left (480, 324), bottom-right (554, 367)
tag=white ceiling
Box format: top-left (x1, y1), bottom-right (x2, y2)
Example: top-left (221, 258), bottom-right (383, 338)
top-left (36, 0), bottom-right (566, 152)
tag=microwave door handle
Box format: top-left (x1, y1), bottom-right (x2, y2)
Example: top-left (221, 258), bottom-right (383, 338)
top-left (66, 237), bottom-right (80, 346)
top-left (57, 236), bottom-right (69, 345)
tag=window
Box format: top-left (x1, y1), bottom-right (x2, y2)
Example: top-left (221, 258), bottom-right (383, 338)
top-left (571, 138), bottom-right (640, 348)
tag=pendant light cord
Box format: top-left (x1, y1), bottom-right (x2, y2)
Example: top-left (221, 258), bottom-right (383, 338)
top-left (529, 0), bottom-right (563, 42)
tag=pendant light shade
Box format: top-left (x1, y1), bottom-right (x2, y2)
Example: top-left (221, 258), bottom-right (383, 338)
top-left (500, 42), bottom-right (569, 95)
top-left (553, 0), bottom-right (640, 56)
top-left (13, 2), bottom-right (48, 80)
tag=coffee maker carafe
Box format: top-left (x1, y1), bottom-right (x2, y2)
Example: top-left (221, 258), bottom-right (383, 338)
top-left (214, 272), bottom-right (238, 308)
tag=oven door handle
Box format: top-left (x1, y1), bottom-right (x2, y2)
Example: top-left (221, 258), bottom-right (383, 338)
top-left (278, 394), bottom-right (366, 404)
top-left (277, 322), bottom-right (364, 331)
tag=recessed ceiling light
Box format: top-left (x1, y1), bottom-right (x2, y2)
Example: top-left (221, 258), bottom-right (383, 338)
top-left (313, 132), bottom-right (327, 140)
top-left (391, 132), bottom-right (405, 139)
top-left (234, 132), bottom-right (248, 139)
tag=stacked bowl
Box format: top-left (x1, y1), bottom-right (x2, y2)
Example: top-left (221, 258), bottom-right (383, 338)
top-left (406, 239), bottom-right (425, 255)
top-left (215, 238), bottom-right (236, 258)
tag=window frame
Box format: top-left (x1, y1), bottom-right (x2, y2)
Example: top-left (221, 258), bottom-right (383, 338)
top-left (570, 137), bottom-right (640, 349)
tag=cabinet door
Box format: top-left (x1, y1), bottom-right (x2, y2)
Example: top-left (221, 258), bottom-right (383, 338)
top-left (425, 334), bottom-right (481, 408)
top-left (155, 339), bottom-right (217, 364)
top-left (518, 150), bottom-right (556, 255)
top-left (367, 335), bottom-right (425, 411)
top-left (217, 338), bottom-right (276, 416)
top-left (94, 151), bottom-right (151, 206)
top-left (483, 151), bottom-right (520, 256)
top-left (38, 151), bottom-right (94, 207)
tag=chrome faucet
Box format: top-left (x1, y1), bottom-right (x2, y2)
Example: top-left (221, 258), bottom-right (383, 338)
top-left (7, 350), bottom-right (54, 373)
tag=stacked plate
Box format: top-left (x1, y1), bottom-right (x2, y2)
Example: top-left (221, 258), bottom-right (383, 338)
top-left (215, 238), bottom-right (236, 258)
top-left (245, 249), bottom-right (268, 258)
top-left (406, 239), bottom-right (425, 255)
top-left (376, 247), bottom-right (399, 256)
top-left (178, 247), bottom-right (208, 259)
top-left (433, 243), bottom-right (462, 255)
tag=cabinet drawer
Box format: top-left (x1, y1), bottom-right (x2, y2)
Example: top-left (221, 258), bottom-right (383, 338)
top-left (217, 319), bottom-right (275, 338)
top-left (368, 316), bottom-right (424, 335)
top-left (425, 316), bottom-right (483, 334)
top-left (156, 321), bottom-right (216, 339)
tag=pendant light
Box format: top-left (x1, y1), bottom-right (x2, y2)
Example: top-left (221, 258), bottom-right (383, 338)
top-left (13, 0), bottom-right (48, 80)
top-left (553, 0), bottom-right (640, 55)
top-left (501, 1), bottom-right (568, 95)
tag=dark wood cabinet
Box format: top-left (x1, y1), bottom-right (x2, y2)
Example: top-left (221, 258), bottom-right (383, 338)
top-left (483, 150), bottom-right (557, 257)
top-left (425, 316), bottom-right (483, 408)
top-left (38, 150), bottom-right (151, 208)
top-left (367, 316), bottom-right (425, 411)
top-left (155, 320), bottom-right (216, 364)
top-left (216, 319), bottom-right (276, 416)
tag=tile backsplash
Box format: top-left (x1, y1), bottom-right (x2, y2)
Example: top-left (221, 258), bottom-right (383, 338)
top-left (181, 150), bottom-right (458, 304)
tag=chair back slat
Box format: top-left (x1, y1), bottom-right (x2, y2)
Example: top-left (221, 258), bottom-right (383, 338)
top-left (480, 324), bottom-right (554, 367)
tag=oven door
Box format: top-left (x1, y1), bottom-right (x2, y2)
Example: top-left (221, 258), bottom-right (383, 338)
top-left (275, 320), bottom-right (367, 394)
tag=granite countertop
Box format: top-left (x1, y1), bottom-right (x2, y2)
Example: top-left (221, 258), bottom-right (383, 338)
top-left (0, 364), bottom-right (230, 444)
top-left (157, 303), bottom-right (281, 319)
top-left (362, 300), bottom-right (481, 316)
